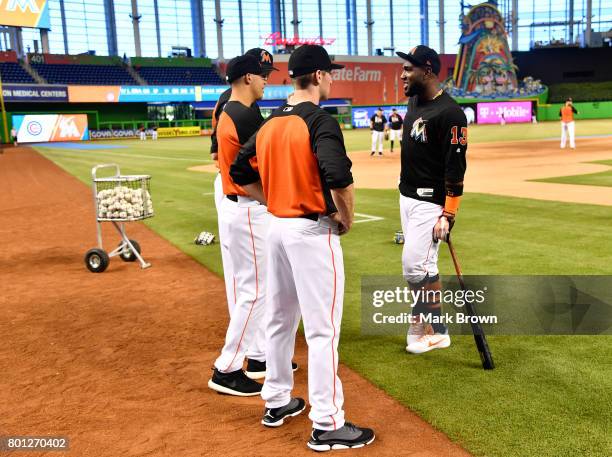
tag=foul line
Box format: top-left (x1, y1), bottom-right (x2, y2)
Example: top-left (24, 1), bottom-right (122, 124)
top-left (354, 212), bottom-right (384, 224)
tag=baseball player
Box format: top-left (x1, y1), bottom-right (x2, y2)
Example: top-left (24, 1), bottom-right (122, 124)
top-left (388, 108), bottom-right (403, 153)
top-left (396, 46), bottom-right (468, 354)
top-left (370, 107), bottom-right (387, 156)
top-left (11, 127), bottom-right (18, 146)
top-left (207, 53), bottom-right (272, 396)
top-left (209, 48), bottom-right (276, 326)
top-left (139, 125), bottom-right (146, 141)
top-left (559, 97), bottom-right (578, 149)
top-left (231, 44), bottom-right (374, 451)
top-left (151, 125), bottom-right (158, 140)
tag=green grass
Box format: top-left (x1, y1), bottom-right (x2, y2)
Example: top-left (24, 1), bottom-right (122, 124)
top-left (535, 160), bottom-right (612, 188)
top-left (35, 132), bottom-right (612, 457)
top-left (343, 119), bottom-right (612, 149)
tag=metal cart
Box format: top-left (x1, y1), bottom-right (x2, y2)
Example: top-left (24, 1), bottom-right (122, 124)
top-left (84, 164), bottom-right (154, 273)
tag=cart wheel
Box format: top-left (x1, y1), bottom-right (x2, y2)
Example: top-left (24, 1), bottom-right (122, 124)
top-left (119, 239), bottom-right (141, 262)
top-left (85, 248), bottom-right (109, 273)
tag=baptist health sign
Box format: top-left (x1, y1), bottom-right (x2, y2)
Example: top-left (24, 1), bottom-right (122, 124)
top-left (12, 114), bottom-right (89, 143)
top-left (0, 0), bottom-right (51, 29)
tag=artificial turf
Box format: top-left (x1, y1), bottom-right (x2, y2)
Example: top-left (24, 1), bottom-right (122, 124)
top-left (35, 122), bottom-right (612, 457)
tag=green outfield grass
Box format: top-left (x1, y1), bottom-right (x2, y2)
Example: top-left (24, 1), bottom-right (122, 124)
top-left (535, 159), bottom-right (612, 188)
top-left (35, 130), bottom-right (612, 457)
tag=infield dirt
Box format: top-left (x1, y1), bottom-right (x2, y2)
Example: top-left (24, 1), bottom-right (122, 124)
top-left (0, 147), bottom-right (470, 456)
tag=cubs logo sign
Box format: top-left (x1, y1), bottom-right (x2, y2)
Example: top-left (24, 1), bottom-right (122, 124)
top-left (410, 117), bottom-right (428, 143)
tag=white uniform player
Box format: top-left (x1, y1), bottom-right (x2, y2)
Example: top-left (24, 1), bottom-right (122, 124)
top-left (560, 98), bottom-right (578, 149)
top-left (207, 54), bottom-right (272, 396)
top-left (370, 108), bottom-right (387, 156)
top-left (231, 44), bottom-right (374, 452)
top-left (397, 45), bottom-right (468, 354)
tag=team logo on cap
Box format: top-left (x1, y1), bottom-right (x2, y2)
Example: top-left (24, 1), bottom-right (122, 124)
top-left (410, 117), bottom-right (428, 143)
top-left (261, 51), bottom-right (272, 63)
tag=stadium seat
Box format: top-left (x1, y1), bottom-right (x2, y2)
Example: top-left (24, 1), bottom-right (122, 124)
top-left (136, 66), bottom-right (224, 85)
top-left (0, 62), bottom-right (36, 83)
top-left (30, 63), bottom-right (138, 85)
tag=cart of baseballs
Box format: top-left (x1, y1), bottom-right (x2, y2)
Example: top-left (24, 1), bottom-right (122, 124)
top-left (84, 164), bottom-right (154, 273)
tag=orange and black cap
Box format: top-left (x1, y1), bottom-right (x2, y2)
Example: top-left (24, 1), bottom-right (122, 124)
top-left (245, 48), bottom-right (279, 72)
top-left (288, 44), bottom-right (344, 78)
top-left (226, 54), bottom-right (264, 83)
top-left (397, 45), bottom-right (441, 75)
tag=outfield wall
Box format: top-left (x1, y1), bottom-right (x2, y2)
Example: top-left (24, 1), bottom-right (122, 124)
top-left (538, 101), bottom-right (612, 121)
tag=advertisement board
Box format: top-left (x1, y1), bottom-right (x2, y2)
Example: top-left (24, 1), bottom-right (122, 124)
top-left (67, 85), bottom-right (292, 103)
top-left (12, 114), bottom-right (89, 143)
top-left (3, 84), bottom-right (68, 102)
top-left (0, 0), bottom-right (50, 29)
top-left (351, 105), bottom-right (408, 129)
top-left (157, 126), bottom-right (201, 137)
top-left (476, 101), bottom-right (533, 124)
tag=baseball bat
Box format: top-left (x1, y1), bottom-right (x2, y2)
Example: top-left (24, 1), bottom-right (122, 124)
top-left (447, 235), bottom-right (495, 370)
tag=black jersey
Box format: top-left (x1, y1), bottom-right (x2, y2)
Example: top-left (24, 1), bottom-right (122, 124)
top-left (231, 101), bottom-right (353, 218)
top-left (389, 113), bottom-right (403, 130)
top-left (399, 92), bottom-right (467, 206)
top-left (210, 88), bottom-right (261, 154)
top-left (370, 114), bottom-right (387, 132)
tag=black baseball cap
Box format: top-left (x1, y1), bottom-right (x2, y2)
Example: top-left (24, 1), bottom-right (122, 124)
top-left (225, 54), bottom-right (264, 83)
top-left (245, 48), bottom-right (279, 72)
top-left (396, 45), bottom-right (441, 75)
top-left (288, 45), bottom-right (344, 78)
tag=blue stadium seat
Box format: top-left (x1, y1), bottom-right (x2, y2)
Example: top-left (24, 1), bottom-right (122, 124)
top-left (0, 62), bottom-right (36, 83)
top-left (136, 66), bottom-right (224, 85)
top-left (31, 63), bottom-right (138, 85)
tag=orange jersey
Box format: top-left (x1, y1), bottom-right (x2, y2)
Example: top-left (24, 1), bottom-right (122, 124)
top-left (560, 105), bottom-right (577, 123)
top-left (216, 101), bottom-right (263, 196)
top-left (231, 102), bottom-right (353, 218)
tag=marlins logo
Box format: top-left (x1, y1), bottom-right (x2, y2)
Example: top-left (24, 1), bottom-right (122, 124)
top-left (261, 50), bottom-right (272, 64)
top-left (410, 117), bottom-right (428, 143)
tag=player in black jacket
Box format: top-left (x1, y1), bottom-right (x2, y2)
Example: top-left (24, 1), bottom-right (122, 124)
top-left (396, 45), bottom-right (468, 355)
top-left (388, 108), bottom-right (403, 152)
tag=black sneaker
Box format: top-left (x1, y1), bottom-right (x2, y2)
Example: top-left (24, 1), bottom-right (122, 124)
top-left (378, 152), bottom-right (383, 156)
top-left (370, 151), bottom-right (375, 156)
top-left (261, 397), bottom-right (306, 427)
top-left (245, 359), bottom-right (299, 380)
top-left (307, 422), bottom-right (375, 452)
top-left (207, 368), bottom-right (262, 396)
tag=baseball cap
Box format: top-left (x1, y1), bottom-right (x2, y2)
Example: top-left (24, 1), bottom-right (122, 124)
top-left (225, 54), bottom-right (264, 83)
top-left (396, 45), bottom-right (441, 75)
top-left (288, 45), bottom-right (344, 78)
top-left (245, 48), bottom-right (279, 72)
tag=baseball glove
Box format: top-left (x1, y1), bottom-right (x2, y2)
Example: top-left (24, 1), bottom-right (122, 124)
top-left (194, 231), bottom-right (215, 245)
top-left (384, 131), bottom-right (389, 141)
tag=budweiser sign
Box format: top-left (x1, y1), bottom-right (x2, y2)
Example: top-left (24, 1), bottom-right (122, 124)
top-left (263, 32), bottom-right (336, 46)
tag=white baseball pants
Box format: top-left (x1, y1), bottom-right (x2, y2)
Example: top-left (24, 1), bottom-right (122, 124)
top-left (389, 129), bottom-right (402, 141)
top-left (215, 174), bottom-right (236, 314)
top-left (214, 197), bottom-right (268, 372)
top-left (261, 215), bottom-right (345, 431)
top-left (399, 194), bottom-right (444, 284)
top-left (371, 130), bottom-right (384, 153)
top-left (561, 121), bottom-right (575, 148)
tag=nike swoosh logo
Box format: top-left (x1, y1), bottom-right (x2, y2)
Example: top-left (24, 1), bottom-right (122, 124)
top-left (428, 340), bottom-right (443, 347)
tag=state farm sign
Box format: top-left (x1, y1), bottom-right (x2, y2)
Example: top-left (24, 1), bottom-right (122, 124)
top-left (331, 66), bottom-right (381, 82)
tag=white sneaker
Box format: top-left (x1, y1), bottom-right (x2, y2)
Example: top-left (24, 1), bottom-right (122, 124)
top-left (407, 321), bottom-right (432, 345)
top-left (406, 333), bottom-right (451, 354)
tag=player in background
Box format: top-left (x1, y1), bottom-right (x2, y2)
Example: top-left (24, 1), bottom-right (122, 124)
top-left (560, 97), bottom-right (578, 149)
top-left (231, 44), bottom-right (375, 451)
top-left (388, 108), bottom-right (403, 153)
top-left (11, 127), bottom-right (18, 146)
top-left (396, 45), bottom-right (468, 355)
top-left (370, 107), bottom-right (387, 156)
top-left (152, 125), bottom-right (158, 140)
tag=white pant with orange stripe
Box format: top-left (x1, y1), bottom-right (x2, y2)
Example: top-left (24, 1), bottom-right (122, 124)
top-left (261, 215), bottom-right (345, 431)
top-left (215, 174), bottom-right (236, 315)
top-left (214, 196), bottom-right (268, 372)
top-left (399, 194), bottom-right (443, 284)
